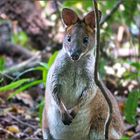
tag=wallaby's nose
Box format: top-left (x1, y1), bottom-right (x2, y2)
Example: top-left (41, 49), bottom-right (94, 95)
top-left (71, 52), bottom-right (80, 61)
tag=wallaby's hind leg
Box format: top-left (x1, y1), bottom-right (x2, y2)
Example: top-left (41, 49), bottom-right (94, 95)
top-left (42, 108), bottom-right (53, 140)
top-left (89, 116), bottom-right (105, 140)
top-left (42, 129), bottom-right (53, 140)
top-left (88, 89), bottom-right (108, 140)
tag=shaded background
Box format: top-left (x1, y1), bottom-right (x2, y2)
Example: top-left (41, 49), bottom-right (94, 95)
top-left (0, 0), bottom-right (139, 139)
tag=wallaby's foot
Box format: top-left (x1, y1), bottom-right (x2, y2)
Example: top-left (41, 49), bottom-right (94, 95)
top-left (61, 111), bottom-right (73, 125)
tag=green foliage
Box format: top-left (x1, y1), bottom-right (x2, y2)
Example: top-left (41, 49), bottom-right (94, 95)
top-left (98, 1), bottom-right (115, 14)
top-left (0, 57), bottom-right (5, 72)
top-left (63, 0), bottom-right (138, 27)
top-left (124, 60), bottom-right (140, 125)
top-left (48, 51), bottom-right (58, 68)
top-left (12, 31), bottom-right (29, 47)
top-left (99, 58), bottom-right (107, 78)
top-left (0, 78), bottom-right (3, 83)
top-left (1, 51), bottom-right (58, 95)
top-left (0, 78), bottom-right (31, 92)
top-left (8, 80), bottom-right (42, 99)
top-left (38, 51), bottom-right (58, 85)
top-left (123, 61), bottom-right (140, 80)
top-left (124, 72), bottom-right (140, 80)
top-left (17, 65), bottom-right (48, 87)
top-left (125, 62), bottom-right (140, 80)
top-left (37, 98), bottom-right (45, 126)
top-left (125, 90), bottom-right (140, 124)
top-left (121, 136), bottom-right (130, 140)
top-left (123, 0), bottom-right (137, 25)
top-left (37, 64), bottom-right (48, 86)
top-left (130, 62), bottom-right (140, 70)
top-left (63, 0), bottom-right (92, 12)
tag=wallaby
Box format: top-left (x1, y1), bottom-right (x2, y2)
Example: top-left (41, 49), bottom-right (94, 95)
top-left (42, 8), bottom-right (124, 140)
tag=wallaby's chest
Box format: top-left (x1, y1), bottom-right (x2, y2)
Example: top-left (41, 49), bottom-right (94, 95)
top-left (59, 64), bottom-right (87, 108)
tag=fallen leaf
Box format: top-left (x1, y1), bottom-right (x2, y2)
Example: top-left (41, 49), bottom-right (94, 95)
top-left (126, 131), bottom-right (135, 137)
top-left (7, 125), bottom-right (20, 134)
top-left (10, 105), bottom-right (25, 114)
top-left (15, 92), bottom-right (34, 107)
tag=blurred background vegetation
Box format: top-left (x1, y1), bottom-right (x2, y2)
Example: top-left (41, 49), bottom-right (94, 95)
top-left (0, 0), bottom-right (139, 139)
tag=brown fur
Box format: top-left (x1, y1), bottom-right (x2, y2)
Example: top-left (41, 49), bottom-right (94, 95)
top-left (66, 22), bottom-right (94, 35)
top-left (89, 88), bottom-right (124, 139)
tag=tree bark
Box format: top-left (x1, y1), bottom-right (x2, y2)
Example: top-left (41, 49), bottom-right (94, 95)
top-left (93, 1), bottom-right (113, 139)
top-left (0, 0), bottom-right (52, 50)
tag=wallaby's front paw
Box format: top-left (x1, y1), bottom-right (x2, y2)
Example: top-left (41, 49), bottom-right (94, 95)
top-left (69, 109), bottom-right (77, 119)
top-left (61, 111), bottom-right (73, 125)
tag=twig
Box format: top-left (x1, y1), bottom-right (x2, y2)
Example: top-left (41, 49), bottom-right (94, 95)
top-left (54, 0), bottom-right (61, 20)
top-left (7, 113), bottom-right (36, 130)
top-left (0, 72), bottom-right (14, 80)
top-left (93, 0), bottom-right (113, 139)
top-left (54, 0), bottom-right (65, 28)
top-left (100, 0), bottom-right (122, 26)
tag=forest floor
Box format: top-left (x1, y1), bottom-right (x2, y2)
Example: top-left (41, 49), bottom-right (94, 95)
top-left (0, 83), bottom-right (140, 140)
top-left (0, 87), bottom-right (43, 139)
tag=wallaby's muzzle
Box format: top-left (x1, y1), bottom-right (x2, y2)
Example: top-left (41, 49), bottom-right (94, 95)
top-left (70, 51), bottom-right (80, 61)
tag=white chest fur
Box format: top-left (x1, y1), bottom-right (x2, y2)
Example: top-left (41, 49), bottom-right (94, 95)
top-left (59, 65), bottom-right (87, 108)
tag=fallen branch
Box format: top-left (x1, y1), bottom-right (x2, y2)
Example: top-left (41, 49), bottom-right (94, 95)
top-left (100, 0), bottom-right (122, 26)
top-left (93, 0), bottom-right (113, 139)
top-left (8, 113), bottom-right (37, 130)
top-left (2, 52), bottom-right (41, 76)
top-left (0, 48), bottom-right (53, 81)
top-left (0, 42), bottom-right (34, 60)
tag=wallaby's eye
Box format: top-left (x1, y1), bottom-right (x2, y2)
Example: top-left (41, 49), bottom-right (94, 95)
top-left (83, 36), bottom-right (89, 44)
top-left (67, 35), bottom-right (71, 42)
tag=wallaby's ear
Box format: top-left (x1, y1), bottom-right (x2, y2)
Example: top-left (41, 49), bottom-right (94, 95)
top-left (62, 8), bottom-right (79, 26)
top-left (84, 10), bottom-right (102, 29)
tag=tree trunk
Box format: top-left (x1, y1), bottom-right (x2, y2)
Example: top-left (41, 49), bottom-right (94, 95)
top-left (0, 0), bottom-right (52, 50)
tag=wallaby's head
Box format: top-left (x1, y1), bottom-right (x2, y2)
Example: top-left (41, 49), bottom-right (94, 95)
top-left (62, 8), bottom-right (101, 61)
